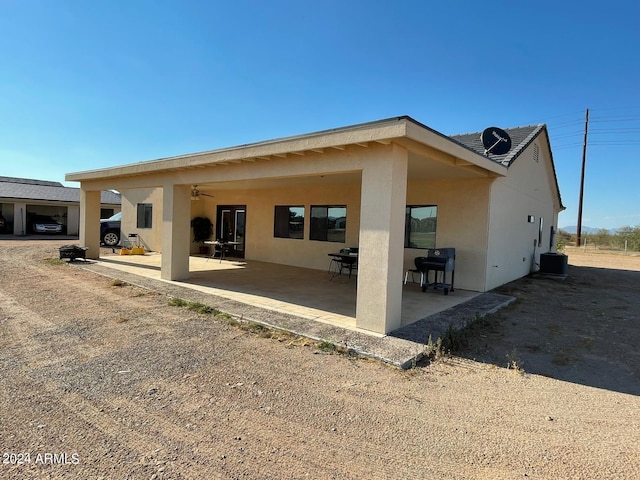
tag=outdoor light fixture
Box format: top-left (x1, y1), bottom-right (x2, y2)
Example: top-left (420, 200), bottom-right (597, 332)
top-left (527, 215), bottom-right (535, 223)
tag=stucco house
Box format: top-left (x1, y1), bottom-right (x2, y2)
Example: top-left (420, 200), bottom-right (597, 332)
top-left (0, 176), bottom-right (121, 235)
top-left (66, 116), bottom-right (563, 335)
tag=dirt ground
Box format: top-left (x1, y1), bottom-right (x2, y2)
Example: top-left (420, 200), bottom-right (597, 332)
top-left (458, 246), bottom-right (640, 396)
top-left (1, 240), bottom-right (639, 479)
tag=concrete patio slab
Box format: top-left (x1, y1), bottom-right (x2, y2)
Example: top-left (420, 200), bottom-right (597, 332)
top-left (77, 253), bottom-right (515, 368)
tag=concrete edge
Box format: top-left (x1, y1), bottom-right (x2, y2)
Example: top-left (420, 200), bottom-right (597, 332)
top-left (74, 261), bottom-right (515, 370)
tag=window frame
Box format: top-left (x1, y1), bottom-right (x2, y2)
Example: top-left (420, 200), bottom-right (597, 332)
top-left (273, 205), bottom-right (305, 239)
top-left (538, 217), bottom-right (544, 245)
top-left (310, 205), bottom-right (347, 243)
top-left (404, 205), bottom-right (438, 249)
top-left (136, 203), bottom-right (153, 229)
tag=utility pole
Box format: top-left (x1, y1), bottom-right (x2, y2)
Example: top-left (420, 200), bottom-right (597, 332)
top-left (576, 108), bottom-right (589, 247)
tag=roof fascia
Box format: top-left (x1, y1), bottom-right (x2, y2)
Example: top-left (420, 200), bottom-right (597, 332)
top-left (66, 118), bottom-right (411, 182)
top-left (539, 126), bottom-right (565, 211)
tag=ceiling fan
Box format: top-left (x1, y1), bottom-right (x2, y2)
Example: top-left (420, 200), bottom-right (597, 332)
top-left (190, 185), bottom-right (215, 200)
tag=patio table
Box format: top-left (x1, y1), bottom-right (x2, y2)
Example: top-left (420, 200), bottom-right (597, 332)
top-left (328, 252), bottom-right (358, 279)
top-left (205, 241), bottom-right (240, 263)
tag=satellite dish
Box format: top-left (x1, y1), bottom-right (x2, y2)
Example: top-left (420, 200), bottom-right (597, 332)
top-left (481, 127), bottom-right (512, 156)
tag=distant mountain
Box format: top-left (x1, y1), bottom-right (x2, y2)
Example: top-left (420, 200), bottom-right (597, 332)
top-left (560, 226), bottom-right (616, 234)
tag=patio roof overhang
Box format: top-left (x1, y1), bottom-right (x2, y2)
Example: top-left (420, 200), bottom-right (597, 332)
top-left (65, 116), bottom-right (507, 190)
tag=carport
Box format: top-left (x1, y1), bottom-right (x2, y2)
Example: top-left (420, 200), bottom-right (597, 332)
top-left (0, 176), bottom-right (121, 235)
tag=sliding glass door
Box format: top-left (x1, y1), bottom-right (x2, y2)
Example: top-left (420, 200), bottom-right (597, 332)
top-left (216, 205), bottom-right (246, 258)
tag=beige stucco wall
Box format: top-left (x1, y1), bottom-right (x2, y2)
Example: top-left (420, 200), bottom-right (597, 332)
top-left (67, 205), bottom-right (80, 235)
top-left (112, 137), bottom-right (560, 295)
top-left (405, 178), bottom-right (492, 291)
top-left (486, 139), bottom-right (560, 290)
top-left (12, 202), bottom-right (27, 235)
top-left (125, 176), bottom-right (494, 292)
top-left (210, 181), bottom-right (361, 270)
top-left (121, 188), bottom-right (164, 250)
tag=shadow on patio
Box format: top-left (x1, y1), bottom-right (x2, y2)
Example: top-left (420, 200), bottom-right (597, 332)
top-left (96, 252), bottom-right (481, 334)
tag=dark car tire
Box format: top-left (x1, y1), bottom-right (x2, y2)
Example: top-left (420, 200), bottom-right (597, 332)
top-left (102, 231), bottom-right (120, 246)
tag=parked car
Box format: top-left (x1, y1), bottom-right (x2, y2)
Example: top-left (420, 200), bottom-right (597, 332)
top-left (100, 212), bottom-right (122, 246)
top-left (30, 215), bottom-right (64, 234)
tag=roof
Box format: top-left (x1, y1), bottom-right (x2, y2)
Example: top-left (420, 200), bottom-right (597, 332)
top-left (66, 116), bottom-right (508, 182)
top-left (0, 177), bottom-right (121, 205)
top-left (0, 176), bottom-right (63, 187)
top-left (450, 124), bottom-right (564, 209)
top-left (63, 115), bottom-right (562, 209)
top-left (449, 125), bottom-right (545, 166)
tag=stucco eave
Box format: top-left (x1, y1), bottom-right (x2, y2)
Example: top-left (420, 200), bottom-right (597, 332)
top-left (404, 122), bottom-right (508, 177)
top-left (65, 119), bottom-right (411, 183)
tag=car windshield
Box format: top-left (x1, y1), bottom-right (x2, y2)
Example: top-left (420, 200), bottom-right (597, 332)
top-left (33, 216), bottom-right (58, 223)
top-left (107, 212), bottom-right (122, 221)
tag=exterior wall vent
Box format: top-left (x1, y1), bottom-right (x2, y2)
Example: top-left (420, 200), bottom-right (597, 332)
top-left (533, 143), bottom-right (539, 163)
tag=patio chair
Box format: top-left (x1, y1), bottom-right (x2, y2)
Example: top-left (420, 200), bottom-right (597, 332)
top-left (206, 240), bottom-right (230, 263)
top-left (328, 248), bottom-right (358, 280)
top-left (404, 256), bottom-right (429, 289)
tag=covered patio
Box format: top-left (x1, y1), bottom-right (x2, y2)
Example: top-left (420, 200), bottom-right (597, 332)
top-left (67, 117), bottom-right (511, 335)
top-left (96, 252), bottom-right (480, 335)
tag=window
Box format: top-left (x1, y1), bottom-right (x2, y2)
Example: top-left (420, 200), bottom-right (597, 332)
top-left (538, 217), bottom-right (544, 245)
top-left (100, 208), bottom-right (115, 219)
top-left (405, 205), bottom-right (437, 248)
top-left (136, 203), bottom-right (153, 229)
top-left (310, 206), bottom-right (346, 243)
top-left (274, 206), bottom-right (304, 239)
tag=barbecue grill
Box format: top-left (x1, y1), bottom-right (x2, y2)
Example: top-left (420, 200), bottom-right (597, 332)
top-left (59, 245), bottom-right (89, 262)
top-left (404, 248), bottom-right (455, 295)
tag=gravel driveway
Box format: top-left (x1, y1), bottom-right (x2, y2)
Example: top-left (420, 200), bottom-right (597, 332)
top-left (1, 240), bottom-right (639, 479)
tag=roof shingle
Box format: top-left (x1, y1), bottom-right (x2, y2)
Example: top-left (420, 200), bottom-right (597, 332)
top-left (0, 177), bottom-right (121, 204)
top-left (449, 125), bottom-right (544, 166)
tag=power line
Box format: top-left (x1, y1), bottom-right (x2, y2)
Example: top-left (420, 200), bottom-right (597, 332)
top-left (589, 127), bottom-right (640, 133)
top-left (548, 119), bottom-right (585, 129)
top-left (556, 140), bottom-right (640, 146)
top-left (536, 110), bottom-right (585, 121)
top-left (589, 141), bottom-right (640, 145)
top-left (589, 117), bottom-right (640, 123)
top-left (553, 131), bottom-right (584, 140)
top-left (554, 143), bottom-right (583, 150)
top-left (519, 109), bottom-right (640, 156)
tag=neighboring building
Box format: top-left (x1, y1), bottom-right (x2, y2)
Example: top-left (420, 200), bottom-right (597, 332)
top-left (66, 116), bottom-right (564, 335)
top-left (0, 176), bottom-right (121, 235)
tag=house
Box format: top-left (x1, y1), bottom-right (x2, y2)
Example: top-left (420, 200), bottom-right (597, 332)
top-left (0, 176), bottom-right (121, 235)
top-left (65, 116), bottom-right (563, 335)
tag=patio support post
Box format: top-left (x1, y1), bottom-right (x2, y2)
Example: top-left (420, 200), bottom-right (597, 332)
top-left (12, 202), bottom-right (27, 236)
top-left (356, 144), bottom-right (408, 334)
top-left (161, 183), bottom-right (191, 281)
top-left (79, 188), bottom-right (101, 259)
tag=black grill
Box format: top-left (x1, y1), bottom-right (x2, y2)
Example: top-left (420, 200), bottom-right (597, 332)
top-left (413, 248), bottom-right (456, 295)
top-left (59, 245), bottom-right (88, 262)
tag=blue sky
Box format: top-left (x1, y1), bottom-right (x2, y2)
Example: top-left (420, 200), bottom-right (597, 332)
top-left (1, 0), bottom-right (639, 230)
